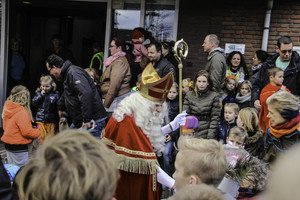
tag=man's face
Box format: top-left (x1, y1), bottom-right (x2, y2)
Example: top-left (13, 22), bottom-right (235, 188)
top-left (46, 62), bottom-right (61, 79)
top-left (173, 151), bottom-right (190, 190)
top-left (202, 36), bottom-right (214, 53)
top-left (276, 43), bottom-right (293, 62)
top-left (148, 45), bottom-right (161, 62)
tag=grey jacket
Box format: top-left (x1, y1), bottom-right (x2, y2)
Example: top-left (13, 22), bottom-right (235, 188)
top-left (205, 48), bottom-right (226, 93)
top-left (183, 90), bottom-right (220, 139)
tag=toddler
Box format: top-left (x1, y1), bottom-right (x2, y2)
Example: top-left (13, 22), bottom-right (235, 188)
top-left (216, 103), bottom-right (240, 144)
top-left (32, 75), bottom-right (60, 143)
top-left (259, 67), bottom-right (290, 132)
top-left (181, 115), bottom-right (199, 138)
top-left (1, 85), bottom-right (41, 167)
top-left (235, 80), bottom-right (252, 109)
top-left (226, 126), bottom-right (248, 149)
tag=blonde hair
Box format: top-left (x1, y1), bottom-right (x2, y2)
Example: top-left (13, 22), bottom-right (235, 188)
top-left (85, 68), bottom-right (100, 85)
top-left (229, 126), bottom-right (248, 142)
top-left (192, 70), bottom-right (216, 97)
top-left (177, 137), bottom-right (226, 186)
top-left (3, 85), bottom-right (33, 121)
top-left (171, 82), bottom-right (179, 93)
top-left (238, 107), bottom-right (260, 133)
top-left (266, 90), bottom-right (299, 115)
top-left (238, 80), bottom-right (252, 94)
top-left (224, 103), bottom-right (240, 114)
top-left (16, 130), bottom-right (119, 200)
top-left (36, 75), bottom-right (56, 92)
top-left (168, 184), bottom-right (224, 200)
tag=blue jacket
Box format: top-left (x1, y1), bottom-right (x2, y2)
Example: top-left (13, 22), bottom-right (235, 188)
top-left (216, 119), bottom-right (237, 144)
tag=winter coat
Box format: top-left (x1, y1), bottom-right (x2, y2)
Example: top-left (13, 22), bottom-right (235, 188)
top-left (205, 48), bottom-right (226, 93)
top-left (1, 101), bottom-right (41, 146)
top-left (183, 90), bottom-right (220, 139)
top-left (166, 96), bottom-right (180, 140)
top-left (252, 52), bottom-right (300, 103)
top-left (216, 120), bottom-right (237, 143)
top-left (153, 58), bottom-right (176, 81)
top-left (59, 60), bottom-right (107, 128)
top-left (32, 91), bottom-right (60, 123)
top-left (101, 56), bottom-right (131, 108)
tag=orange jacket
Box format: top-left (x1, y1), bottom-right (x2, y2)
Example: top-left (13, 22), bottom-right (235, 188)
top-left (1, 100), bottom-right (41, 145)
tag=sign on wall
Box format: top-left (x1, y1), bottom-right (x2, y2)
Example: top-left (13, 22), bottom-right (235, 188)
top-left (225, 43), bottom-right (245, 54)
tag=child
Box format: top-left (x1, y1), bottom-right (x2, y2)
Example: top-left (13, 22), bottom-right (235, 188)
top-left (182, 78), bottom-right (193, 99)
top-left (235, 80), bottom-right (252, 109)
top-left (181, 115), bottom-right (199, 138)
top-left (32, 75), bottom-right (60, 143)
top-left (226, 126), bottom-right (248, 149)
top-left (183, 70), bottom-right (220, 139)
top-left (259, 67), bottom-right (290, 133)
top-left (216, 103), bottom-right (240, 144)
top-left (237, 107), bottom-right (264, 159)
top-left (131, 28), bottom-right (149, 63)
top-left (220, 76), bottom-right (237, 120)
top-left (1, 85), bottom-right (41, 167)
top-left (164, 82), bottom-right (180, 176)
top-left (131, 73), bottom-right (142, 92)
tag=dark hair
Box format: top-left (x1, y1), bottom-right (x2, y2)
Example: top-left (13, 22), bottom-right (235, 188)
top-left (133, 27), bottom-right (155, 43)
top-left (46, 54), bottom-right (65, 68)
top-left (255, 50), bottom-right (270, 63)
top-left (148, 42), bottom-right (162, 53)
top-left (125, 42), bottom-right (136, 66)
top-left (92, 42), bottom-right (103, 51)
top-left (112, 37), bottom-right (126, 52)
top-left (226, 51), bottom-right (248, 77)
top-left (51, 34), bottom-right (63, 41)
top-left (277, 36), bottom-right (293, 49)
top-left (161, 41), bottom-right (175, 53)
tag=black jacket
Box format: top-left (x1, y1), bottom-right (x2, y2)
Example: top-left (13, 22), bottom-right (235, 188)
top-left (153, 58), bottom-right (176, 80)
top-left (252, 52), bottom-right (300, 103)
top-left (216, 120), bottom-right (237, 144)
top-left (58, 60), bottom-right (107, 128)
top-left (166, 96), bottom-right (179, 140)
top-left (32, 91), bottom-right (60, 123)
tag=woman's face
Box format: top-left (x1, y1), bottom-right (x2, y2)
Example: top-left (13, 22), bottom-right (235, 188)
top-left (267, 105), bottom-right (288, 126)
top-left (109, 40), bottom-right (120, 55)
top-left (196, 75), bottom-right (209, 91)
top-left (252, 53), bottom-right (261, 66)
top-left (231, 53), bottom-right (241, 68)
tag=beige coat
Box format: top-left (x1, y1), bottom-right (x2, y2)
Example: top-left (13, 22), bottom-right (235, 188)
top-left (101, 56), bottom-right (131, 108)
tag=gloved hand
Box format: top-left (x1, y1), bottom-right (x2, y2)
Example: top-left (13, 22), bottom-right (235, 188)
top-left (169, 111), bottom-right (187, 131)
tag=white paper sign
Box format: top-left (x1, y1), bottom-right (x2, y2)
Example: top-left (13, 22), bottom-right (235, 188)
top-left (225, 43), bottom-right (245, 54)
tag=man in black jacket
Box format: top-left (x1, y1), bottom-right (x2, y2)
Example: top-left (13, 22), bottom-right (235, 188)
top-left (252, 36), bottom-right (300, 110)
top-left (46, 54), bottom-right (107, 138)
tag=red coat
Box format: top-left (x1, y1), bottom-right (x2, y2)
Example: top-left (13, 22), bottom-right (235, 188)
top-left (102, 115), bottom-right (161, 200)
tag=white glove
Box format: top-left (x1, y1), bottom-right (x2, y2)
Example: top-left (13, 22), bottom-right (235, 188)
top-left (169, 111), bottom-right (187, 131)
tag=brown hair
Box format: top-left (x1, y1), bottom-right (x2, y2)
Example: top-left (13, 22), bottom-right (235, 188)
top-left (268, 67), bottom-right (283, 78)
top-left (192, 70), bottom-right (216, 96)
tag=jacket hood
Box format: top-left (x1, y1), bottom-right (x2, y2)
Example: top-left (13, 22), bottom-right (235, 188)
top-left (60, 60), bottom-right (73, 80)
top-left (211, 47), bottom-right (226, 56)
top-left (3, 100), bottom-right (24, 119)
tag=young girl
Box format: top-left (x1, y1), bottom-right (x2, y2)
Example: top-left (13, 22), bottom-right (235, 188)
top-left (235, 80), bottom-right (252, 109)
top-left (220, 76), bottom-right (237, 120)
top-left (237, 107), bottom-right (264, 159)
top-left (183, 70), bottom-right (220, 139)
top-left (32, 75), bottom-right (60, 143)
top-left (1, 85), bottom-right (41, 167)
top-left (182, 78), bottom-right (193, 99)
top-left (164, 82), bottom-right (179, 176)
top-left (226, 51), bottom-right (249, 84)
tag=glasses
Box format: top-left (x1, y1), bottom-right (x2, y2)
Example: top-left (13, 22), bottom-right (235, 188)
top-left (280, 49), bottom-right (292, 54)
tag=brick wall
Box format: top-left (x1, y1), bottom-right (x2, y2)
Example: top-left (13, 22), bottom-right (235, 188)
top-left (178, 0), bottom-right (300, 80)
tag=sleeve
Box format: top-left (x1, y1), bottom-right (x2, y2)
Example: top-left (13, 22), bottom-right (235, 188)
top-left (208, 95), bottom-right (221, 139)
top-left (156, 165), bottom-right (175, 189)
top-left (138, 44), bottom-right (149, 58)
top-left (210, 59), bottom-right (225, 92)
top-left (182, 93), bottom-right (191, 114)
top-left (103, 60), bottom-right (128, 108)
top-left (215, 122), bottom-right (222, 141)
top-left (58, 91), bottom-right (66, 111)
top-left (31, 92), bottom-right (44, 107)
top-left (17, 109), bottom-right (41, 139)
top-left (251, 68), bottom-right (264, 103)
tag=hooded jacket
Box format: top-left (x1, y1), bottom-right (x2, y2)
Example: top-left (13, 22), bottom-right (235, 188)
top-left (1, 100), bottom-right (41, 146)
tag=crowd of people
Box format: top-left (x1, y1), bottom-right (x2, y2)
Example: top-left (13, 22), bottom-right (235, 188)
top-left (1, 28), bottom-right (300, 200)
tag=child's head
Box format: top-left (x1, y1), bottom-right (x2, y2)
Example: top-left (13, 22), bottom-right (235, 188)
top-left (167, 82), bottom-right (179, 101)
top-left (193, 70), bottom-right (214, 94)
top-left (237, 107), bottom-right (259, 132)
top-left (84, 68), bottom-right (100, 85)
top-left (173, 138), bottom-right (226, 190)
top-left (224, 103), bottom-right (239, 124)
top-left (238, 80), bottom-right (252, 96)
top-left (182, 116), bottom-right (199, 138)
top-left (227, 126), bottom-right (248, 148)
top-left (39, 75), bottom-right (56, 93)
top-left (268, 67), bottom-right (284, 86)
top-left (223, 76), bottom-right (237, 92)
top-left (182, 78), bottom-right (193, 95)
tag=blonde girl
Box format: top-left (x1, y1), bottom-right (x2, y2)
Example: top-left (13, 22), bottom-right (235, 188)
top-left (235, 80), bottom-right (252, 109)
top-left (1, 85), bottom-right (41, 167)
top-left (32, 75), bottom-right (60, 143)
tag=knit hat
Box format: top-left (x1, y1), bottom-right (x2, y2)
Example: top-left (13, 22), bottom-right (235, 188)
top-left (132, 29), bottom-right (144, 40)
top-left (182, 116), bottom-right (199, 133)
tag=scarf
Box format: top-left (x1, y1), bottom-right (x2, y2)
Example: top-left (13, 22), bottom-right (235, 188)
top-left (269, 113), bottom-right (300, 138)
top-left (251, 64), bottom-right (262, 72)
top-left (235, 92), bottom-right (251, 104)
top-left (103, 51), bottom-right (126, 67)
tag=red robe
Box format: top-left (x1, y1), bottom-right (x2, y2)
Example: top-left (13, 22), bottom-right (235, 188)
top-left (259, 83), bottom-right (290, 132)
top-left (102, 115), bottom-right (161, 200)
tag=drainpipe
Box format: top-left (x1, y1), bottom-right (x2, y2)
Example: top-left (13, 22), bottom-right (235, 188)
top-left (261, 0), bottom-right (273, 51)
